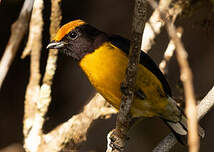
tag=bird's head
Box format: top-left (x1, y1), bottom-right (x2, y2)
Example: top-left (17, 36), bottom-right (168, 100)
top-left (47, 19), bottom-right (108, 61)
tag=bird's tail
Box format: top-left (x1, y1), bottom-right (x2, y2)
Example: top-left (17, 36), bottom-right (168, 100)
top-left (163, 115), bottom-right (205, 145)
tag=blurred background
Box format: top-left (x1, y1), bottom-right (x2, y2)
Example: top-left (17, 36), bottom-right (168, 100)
top-left (0, 0), bottom-right (214, 151)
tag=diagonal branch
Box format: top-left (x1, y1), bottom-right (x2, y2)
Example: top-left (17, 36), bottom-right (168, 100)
top-left (197, 86), bottom-right (214, 120)
top-left (0, 0), bottom-right (35, 89)
top-left (153, 86), bottom-right (214, 152)
top-left (41, 93), bottom-right (116, 152)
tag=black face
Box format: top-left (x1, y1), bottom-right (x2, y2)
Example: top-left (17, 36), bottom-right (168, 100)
top-left (47, 24), bottom-right (108, 61)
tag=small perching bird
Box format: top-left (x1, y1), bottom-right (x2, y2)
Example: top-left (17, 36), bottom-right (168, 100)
top-left (47, 19), bottom-right (205, 144)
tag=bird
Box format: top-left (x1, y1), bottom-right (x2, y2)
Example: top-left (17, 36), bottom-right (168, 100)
top-left (47, 19), bottom-right (204, 144)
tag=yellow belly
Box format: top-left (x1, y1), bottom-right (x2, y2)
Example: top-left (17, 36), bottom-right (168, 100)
top-left (79, 42), bottom-right (168, 118)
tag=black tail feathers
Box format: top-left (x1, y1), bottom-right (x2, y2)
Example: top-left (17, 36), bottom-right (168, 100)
top-left (163, 115), bottom-right (205, 145)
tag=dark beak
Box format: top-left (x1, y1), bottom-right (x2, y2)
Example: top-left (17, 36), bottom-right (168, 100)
top-left (46, 40), bottom-right (65, 49)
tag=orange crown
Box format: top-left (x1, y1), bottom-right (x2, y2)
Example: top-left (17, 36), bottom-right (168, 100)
top-left (54, 19), bottom-right (85, 42)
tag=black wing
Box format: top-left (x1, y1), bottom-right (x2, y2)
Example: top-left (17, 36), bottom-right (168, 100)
top-left (109, 35), bottom-right (172, 96)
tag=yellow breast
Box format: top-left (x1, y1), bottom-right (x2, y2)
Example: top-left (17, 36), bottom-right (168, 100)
top-left (80, 42), bottom-right (168, 118)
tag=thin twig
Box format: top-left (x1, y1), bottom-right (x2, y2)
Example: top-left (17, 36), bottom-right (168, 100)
top-left (107, 0), bottom-right (149, 152)
top-left (0, 0), bottom-right (35, 89)
top-left (159, 29), bottom-right (182, 74)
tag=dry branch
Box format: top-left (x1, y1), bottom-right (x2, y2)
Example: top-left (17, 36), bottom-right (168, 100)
top-left (23, 0), bottom-right (44, 151)
top-left (0, 0), bottom-right (35, 89)
top-left (153, 86), bottom-right (214, 152)
top-left (167, 22), bottom-right (199, 152)
top-left (152, 0), bottom-right (214, 149)
top-left (141, 0), bottom-right (182, 53)
top-left (22, 0), bottom-right (44, 58)
top-left (159, 29), bottom-right (182, 74)
top-left (159, 0), bottom-right (199, 151)
top-left (197, 86), bottom-right (214, 120)
top-left (22, 1), bottom-right (117, 152)
top-left (41, 93), bottom-right (116, 152)
top-left (152, 133), bottom-right (177, 152)
top-left (148, 0), bottom-right (208, 151)
top-left (38, 0), bottom-right (62, 127)
top-left (106, 0), bottom-right (149, 151)
top-left (23, 0), bottom-right (61, 151)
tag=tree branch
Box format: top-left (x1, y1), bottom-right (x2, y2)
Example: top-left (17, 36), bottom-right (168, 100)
top-left (0, 0), bottom-right (35, 89)
top-left (153, 86), bottom-right (214, 152)
top-left (152, 133), bottom-right (177, 152)
top-left (159, 29), bottom-right (182, 74)
top-left (22, 1), bottom-right (117, 152)
top-left (41, 93), bottom-right (116, 152)
top-left (149, 0), bottom-right (213, 151)
top-left (22, 0), bottom-right (44, 58)
top-left (23, 0), bottom-right (44, 151)
top-left (107, 0), bottom-right (149, 151)
top-left (197, 86), bottom-right (214, 120)
top-left (167, 24), bottom-right (199, 152)
top-left (37, 0), bottom-right (62, 129)
top-left (141, 0), bottom-right (183, 53)
top-left (23, 0), bottom-right (61, 151)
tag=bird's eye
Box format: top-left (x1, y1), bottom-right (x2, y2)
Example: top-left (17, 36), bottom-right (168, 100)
top-left (68, 32), bottom-right (78, 40)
